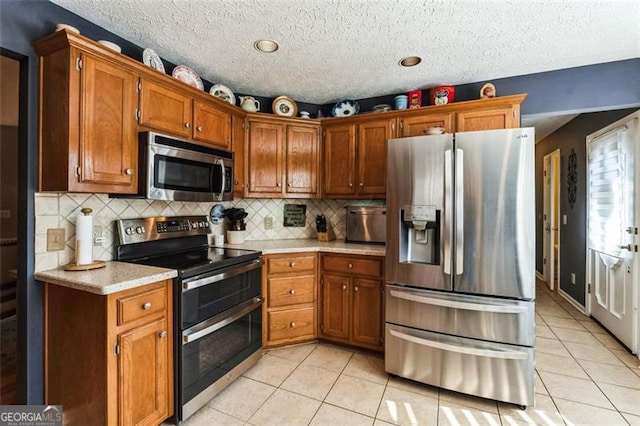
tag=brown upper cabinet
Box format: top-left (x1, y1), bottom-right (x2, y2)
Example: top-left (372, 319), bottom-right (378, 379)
top-left (323, 116), bottom-right (394, 199)
top-left (398, 112), bottom-right (455, 136)
top-left (139, 78), bottom-right (232, 150)
top-left (245, 115), bottom-right (321, 198)
top-left (35, 34), bottom-right (139, 194)
top-left (455, 104), bottom-right (520, 131)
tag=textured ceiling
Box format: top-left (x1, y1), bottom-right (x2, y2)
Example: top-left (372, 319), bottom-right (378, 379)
top-left (50, 0), bottom-right (640, 104)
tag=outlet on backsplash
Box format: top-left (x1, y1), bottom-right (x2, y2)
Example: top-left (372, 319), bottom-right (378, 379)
top-left (264, 216), bottom-right (273, 230)
top-left (93, 226), bottom-right (105, 246)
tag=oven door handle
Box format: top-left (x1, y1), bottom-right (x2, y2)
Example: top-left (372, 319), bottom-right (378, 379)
top-left (182, 258), bottom-right (262, 291)
top-left (183, 296), bottom-right (263, 344)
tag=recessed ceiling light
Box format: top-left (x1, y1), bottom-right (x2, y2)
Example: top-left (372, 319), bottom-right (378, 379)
top-left (254, 39), bottom-right (279, 53)
top-left (399, 56), bottom-right (422, 67)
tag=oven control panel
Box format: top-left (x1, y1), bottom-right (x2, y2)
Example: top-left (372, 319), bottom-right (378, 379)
top-left (116, 215), bottom-right (211, 245)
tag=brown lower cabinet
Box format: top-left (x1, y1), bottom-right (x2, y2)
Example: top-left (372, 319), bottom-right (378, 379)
top-left (262, 253), bottom-right (318, 348)
top-left (45, 280), bottom-right (173, 426)
top-left (319, 253), bottom-right (384, 351)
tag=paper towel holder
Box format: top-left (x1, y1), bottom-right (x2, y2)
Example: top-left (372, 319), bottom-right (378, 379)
top-left (62, 207), bottom-right (107, 271)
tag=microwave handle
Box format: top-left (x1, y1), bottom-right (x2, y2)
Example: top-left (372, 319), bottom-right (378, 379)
top-left (214, 158), bottom-right (226, 201)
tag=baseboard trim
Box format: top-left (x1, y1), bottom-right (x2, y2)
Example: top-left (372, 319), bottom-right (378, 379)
top-left (559, 288), bottom-right (586, 314)
top-left (535, 271), bottom-right (545, 281)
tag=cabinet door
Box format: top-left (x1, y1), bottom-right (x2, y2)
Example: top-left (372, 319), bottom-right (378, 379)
top-left (352, 278), bottom-right (383, 348)
top-left (193, 101), bottom-right (231, 149)
top-left (400, 112), bottom-right (454, 136)
top-left (286, 124), bottom-right (320, 197)
top-left (456, 106), bottom-right (519, 131)
top-left (320, 274), bottom-right (350, 341)
top-left (357, 118), bottom-right (394, 197)
top-left (80, 53), bottom-right (138, 192)
top-left (119, 317), bottom-right (170, 426)
top-left (247, 120), bottom-right (284, 196)
top-left (232, 114), bottom-right (246, 197)
top-left (323, 124), bottom-right (356, 197)
top-left (139, 79), bottom-right (192, 138)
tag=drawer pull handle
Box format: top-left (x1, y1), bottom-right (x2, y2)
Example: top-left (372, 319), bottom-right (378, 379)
top-left (290, 262), bottom-right (296, 268)
top-left (342, 284), bottom-right (347, 290)
top-left (289, 289), bottom-right (295, 295)
top-left (142, 302), bottom-right (152, 310)
top-left (348, 263), bottom-right (353, 269)
top-left (158, 330), bottom-right (167, 338)
top-left (289, 322), bottom-right (296, 328)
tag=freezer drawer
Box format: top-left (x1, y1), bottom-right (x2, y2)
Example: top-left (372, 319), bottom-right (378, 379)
top-left (386, 285), bottom-right (534, 346)
top-left (385, 323), bottom-right (534, 407)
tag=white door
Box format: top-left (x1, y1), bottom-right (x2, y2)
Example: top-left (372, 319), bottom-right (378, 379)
top-left (543, 150), bottom-right (560, 291)
top-left (587, 113), bottom-right (639, 353)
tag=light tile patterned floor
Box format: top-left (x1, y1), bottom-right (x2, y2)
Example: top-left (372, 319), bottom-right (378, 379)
top-left (181, 281), bottom-right (640, 425)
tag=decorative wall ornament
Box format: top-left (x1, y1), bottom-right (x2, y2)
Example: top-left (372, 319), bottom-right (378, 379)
top-left (568, 149), bottom-right (578, 209)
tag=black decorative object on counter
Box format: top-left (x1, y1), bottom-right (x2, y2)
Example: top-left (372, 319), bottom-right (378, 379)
top-left (568, 149), bottom-right (577, 209)
top-left (224, 208), bottom-right (247, 230)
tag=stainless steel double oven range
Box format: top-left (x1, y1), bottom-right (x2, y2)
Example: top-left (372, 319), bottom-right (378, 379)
top-left (116, 215), bottom-right (262, 422)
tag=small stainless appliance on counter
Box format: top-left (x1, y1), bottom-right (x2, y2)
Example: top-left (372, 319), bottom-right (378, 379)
top-left (115, 216), bottom-right (262, 423)
top-left (345, 205), bottom-right (386, 244)
top-left (385, 128), bottom-right (535, 407)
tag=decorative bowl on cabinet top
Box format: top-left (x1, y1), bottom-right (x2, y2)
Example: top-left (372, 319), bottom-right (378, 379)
top-left (331, 100), bottom-right (360, 117)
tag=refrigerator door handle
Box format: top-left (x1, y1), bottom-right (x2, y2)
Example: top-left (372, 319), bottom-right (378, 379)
top-left (389, 289), bottom-right (528, 314)
top-left (389, 329), bottom-right (528, 360)
top-left (455, 148), bottom-right (464, 275)
top-left (443, 149), bottom-right (452, 275)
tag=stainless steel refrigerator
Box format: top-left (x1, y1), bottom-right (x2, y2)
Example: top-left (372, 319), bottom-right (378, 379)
top-left (385, 128), bottom-right (535, 407)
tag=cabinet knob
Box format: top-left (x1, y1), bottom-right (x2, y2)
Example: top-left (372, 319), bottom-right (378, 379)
top-left (289, 289), bottom-right (295, 295)
top-left (125, 168), bottom-right (134, 175)
top-left (184, 122), bottom-right (190, 128)
top-left (234, 180), bottom-right (239, 185)
top-left (342, 284), bottom-right (347, 290)
top-left (287, 183), bottom-right (292, 187)
top-left (197, 126), bottom-right (203, 132)
top-left (355, 286), bottom-right (359, 292)
top-left (277, 182), bottom-right (281, 187)
top-left (348, 183), bottom-right (353, 187)
top-left (359, 182), bottom-right (364, 187)
top-left (348, 263), bottom-right (353, 269)
top-left (289, 322), bottom-right (296, 328)
top-left (290, 262), bottom-right (296, 268)
top-left (158, 330), bottom-right (167, 338)
top-left (142, 302), bottom-right (152, 310)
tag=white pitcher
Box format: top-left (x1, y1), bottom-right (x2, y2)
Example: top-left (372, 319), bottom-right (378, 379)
top-left (239, 96), bottom-right (260, 112)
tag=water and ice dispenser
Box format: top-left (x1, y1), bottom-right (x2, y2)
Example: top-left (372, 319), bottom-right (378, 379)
top-left (399, 205), bottom-right (440, 265)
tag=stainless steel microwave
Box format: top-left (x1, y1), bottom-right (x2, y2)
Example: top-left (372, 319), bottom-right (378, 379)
top-left (139, 132), bottom-right (233, 202)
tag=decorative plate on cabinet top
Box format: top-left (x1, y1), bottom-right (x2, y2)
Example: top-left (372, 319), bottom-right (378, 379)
top-left (172, 65), bottom-right (204, 90)
top-left (272, 96), bottom-right (298, 117)
top-left (331, 99), bottom-right (360, 117)
top-left (142, 48), bottom-right (165, 73)
top-left (209, 84), bottom-right (236, 105)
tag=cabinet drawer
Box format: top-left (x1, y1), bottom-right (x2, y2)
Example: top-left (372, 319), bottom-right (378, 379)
top-left (117, 286), bottom-right (167, 326)
top-left (268, 275), bottom-right (315, 307)
top-left (268, 307), bottom-right (315, 341)
top-left (266, 255), bottom-right (316, 274)
top-left (322, 255), bottom-right (383, 277)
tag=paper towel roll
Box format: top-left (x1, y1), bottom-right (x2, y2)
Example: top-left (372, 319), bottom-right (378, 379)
top-left (76, 208), bottom-right (93, 265)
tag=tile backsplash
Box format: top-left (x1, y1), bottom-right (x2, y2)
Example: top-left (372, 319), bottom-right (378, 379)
top-left (34, 193), bottom-right (384, 272)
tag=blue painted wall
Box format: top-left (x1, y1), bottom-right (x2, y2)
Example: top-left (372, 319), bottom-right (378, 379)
top-left (1, 0), bottom-right (639, 401)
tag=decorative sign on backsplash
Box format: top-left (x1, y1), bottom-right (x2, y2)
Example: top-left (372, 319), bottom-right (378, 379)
top-left (283, 204), bottom-right (307, 227)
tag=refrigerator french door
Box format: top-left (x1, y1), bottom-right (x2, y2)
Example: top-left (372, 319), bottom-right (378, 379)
top-left (385, 128), bottom-right (535, 407)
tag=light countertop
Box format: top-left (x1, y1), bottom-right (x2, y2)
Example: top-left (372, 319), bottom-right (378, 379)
top-left (217, 239), bottom-right (386, 256)
top-left (35, 261), bottom-right (177, 295)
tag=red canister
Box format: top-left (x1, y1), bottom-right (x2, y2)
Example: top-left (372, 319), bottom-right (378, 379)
top-left (429, 85), bottom-right (455, 105)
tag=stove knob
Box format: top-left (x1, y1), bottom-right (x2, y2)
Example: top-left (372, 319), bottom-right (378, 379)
top-left (199, 222), bottom-right (206, 228)
top-left (125, 227), bottom-right (134, 235)
top-left (191, 223), bottom-right (198, 229)
top-left (135, 226), bottom-right (145, 234)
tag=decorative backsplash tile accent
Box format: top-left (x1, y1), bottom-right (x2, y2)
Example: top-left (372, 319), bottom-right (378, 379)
top-left (34, 193), bottom-right (384, 272)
